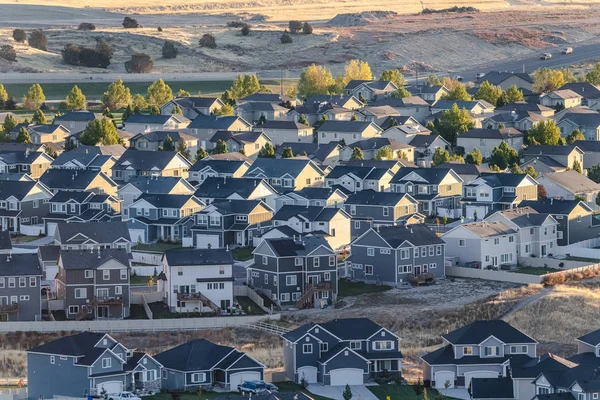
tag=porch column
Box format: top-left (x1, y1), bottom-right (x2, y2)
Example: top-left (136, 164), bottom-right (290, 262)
top-left (160, 226), bottom-right (165, 240)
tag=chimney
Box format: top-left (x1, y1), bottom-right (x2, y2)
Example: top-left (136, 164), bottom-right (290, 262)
top-left (226, 245), bottom-right (229, 252)
top-left (550, 198), bottom-right (554, 205)
top-left (410, 228), bottom-right (413, 234)
top-left (527, 213), bottom-right (530, 218)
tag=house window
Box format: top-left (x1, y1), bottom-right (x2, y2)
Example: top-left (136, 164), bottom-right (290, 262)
top-left (286, 276), bottom-right (297, 286)
top-left (367, 248), bottom-right (374, 256)
top-left (509, 236), bottom-right (514, 243)
top-left (329, 256), bottom-right (335, 266)
top-left (19, 277), bottom-right (25, 288)
top-left (324, 272), bottom-right (331, 281)
top-left (314, 257), bottom-right (320, 267)
top-left (177, 268), bottom-right (183, 276)
top-left (191, 373), bottom-right (206, 383)
top-left (354, 221), bottom-right (360, 229)
top-left (280, 293), bottom-right (290, 302)
top-left (577, 215), bottom-right (582, 223)
top-left (8, 278), bottom-right (15, 288)
top-left (303, 344), bottom-right (313, 354)
top-left (398, 265), bottom-right (413, 274)
top-left (484, 346), bottom-right (499, 356)
top-left (295, 257), bottom-right (302, 266)
top-left (374, 341), bottom-right (393, 350)
top-left (263, 256), bottom-right (268, 265)
top-left (365, 265), bottom-right (373, 275)
top-left (350, 341), bottom-right (361, 350)
top-left (436, 245), bottom-right (442, 255)
top-left (350, 205), bottom-right (356, 215)
top-left (510, 345), bottom-right (528, 354)
top-left (400, 249), bottom-right (410, 259)
top-left (19, 295), bottom-right (29, 301)
top-left (68, 305), bottom-right (79, 315)
top-left (264, 274), bottom-right (268, 284)
top-left (101, 358), bottom-right (111, 368)
top-left (29, 277), bottom-right (36, 287)
top-left (429, 263), bottom-right (436, 269)
top-left (428, 246), bottom-right (434, 256)
top-left (50, 356), bottom-right (55, 364)
top-left (463, 347), bottom-right (473, 355)
top-left (578, 394), bottom-right (585, 400)
top-left (420, 247), bottom-right (426, 257)
top-left (120, 270), bottom-right (127, 280)
top-left (459, 239), bottom-right (466, 247)
top-left (320, 343), bottom-right (328, 352)
top-left (494, 238), bottom-right (500, 245)
top-left (85, 270), bottom-right (93, 279)
top-left (210, 216), bottom-right (220, 226)
top-left (537, 388), bottom-right (551, 395)
top-left (103, 270), bottom-right (110, 280)
top-left (74, 288), bottom-right (87, 299)
top-left (0, 278), bottom-right (4, 288)
top-left (115, 286), bottom-right (122, 295)
top-left (383, 207), bottom-right (389, 217)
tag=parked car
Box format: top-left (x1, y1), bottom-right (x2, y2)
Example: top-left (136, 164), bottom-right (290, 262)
top-left (541, 52), bottom-right (552, 60)
top-left (562, 47), bottom-right (573, 54)
top-left (476, 72), bottom-right (486, 79)
top-left (108, 392), bottom-right (141, 400)
top-left (453, 75), bottom-right (464, 81)
top-left (238, 381), bottom-right (277, 395)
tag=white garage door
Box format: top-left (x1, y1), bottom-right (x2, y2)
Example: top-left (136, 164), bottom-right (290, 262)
top-left (97, 381), bottom-right (123, 395)
top-left (129, 229), bottom-right (146, 243)
top-left (434, 371), bottom-right (455, 389)
top-left (46, 222), bottom-right (57, 237)
top-left (464, 371), bottom-right (499, 388)
top-left (330, 368), bottom-right (364, 386)
top-left (230, 371), bottom-right (261, 389)
top-left (196, 234), bottom-right (219, 249)
top-left (297, 366), bottom-right (318, 384)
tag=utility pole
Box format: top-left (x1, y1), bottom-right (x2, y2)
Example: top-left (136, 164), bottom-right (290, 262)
top-left (280, 70), bottom-right (284, 96)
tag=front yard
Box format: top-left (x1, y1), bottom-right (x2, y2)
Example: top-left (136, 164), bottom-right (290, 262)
top-left (231, 246), bottom-right (255, 261)
top-left (338, 279), bottom-right (392, 297)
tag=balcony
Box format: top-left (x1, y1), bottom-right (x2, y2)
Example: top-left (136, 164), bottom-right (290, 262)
top-left (0, 303), bottom-right (18, 313)
top-left (176, 292), bottom-right (221, 313)
top-left (95, 296), bottom-right (123, 306)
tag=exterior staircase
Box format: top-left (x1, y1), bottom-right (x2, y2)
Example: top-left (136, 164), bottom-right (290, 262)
top-left (76, 298), bottom-right (97, 321)
top-left (178, 292), bottom-right (221, 314)
top-left (295, 282), bottom-right (333, 309)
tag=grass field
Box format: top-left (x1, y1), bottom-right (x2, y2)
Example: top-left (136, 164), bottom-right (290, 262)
top-left (338, 279), bottom-right (392, 297)
top-left (133, 242), bottom-right (183, 253)
top-left (515, 267), bottom-right (562, 275)
top-left (231, 246), bottom-right (254, 261)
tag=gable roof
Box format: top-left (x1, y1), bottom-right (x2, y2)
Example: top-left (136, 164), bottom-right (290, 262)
top-left (471, 377), bottom-right (514, 399)
top-left (59, 248), bottom-right (131, 270)
top-left (391, 167), bottom-right (461, 185)
top-left (476, 173), bottom-right (531, 188)
top-left (519, 199), bottom-right (588, 215)
top-left (524, 145), bottom-right (580, 157)
top-left (560, 82), bottom-right (600, 99)
top-left (114, 149), bottom-right (191, 170)
top-left (194, 177), bottom-right (275, 199)
top-left (254, 120), bottom-right (312, 130)
top-left (434, 162), bottom-right (492, 176)
top-left (187, 115), bottom-right (250, 130)
top-left (154, 339), bottom-right (236, 371)
top-left (373, 223), bottom-right (444, 247)
top-left (262, 236), bottom-right (333, 257)
top-left (443, 320), bottom-right (535, 345)
top-left (70, 145), bottom-right (127, 157)
top-left (559, 112), bottom-right (600, 127)
top-left (125, 114), bottom-right (189, 125)
top-left (136, 193), bottom-right (201, 209)
top-left (495, 101), bottom-right (553, 114)
top-left (490, 207), bottom-right (554, 228)
top-left (170, 96), bottom-right (222, 111)
top-left (190, 159), bottom-right (248, 173)
top-left (0, 180), bottom-right (46, 200)
top-left (209, 199), bottom-right (269, 215)
top-left (348, 137), bottom-right (413, 151)
top-left (54, 111), bottom-right (100, 123)
top-left (132, 130), bottom-right (197, 143)
top-left (56, 221), bottom-right (131, 245)
top-left (28, 331), bottom-right (109, 356)
top-left (480, 71), bottom-right (533, 85)
top-left (0, 253), bottom-right (41, 277)
top-left (282, 318), bottom-right (389, 342)
top-left (458, 220), bottom-right (516, 238)
top-left (345, 190), bottom-right (413, 207)
top-left (273, 205), bottom-right (345, 222)
top-left (318, 120), bottom-right (378, 133)
top-left (120, 176), bottom-right (193, 195)
top-left (209, 130), bottom-right (268, 145)
top-left (39, 169), bottom-right (116, 190)
top-left (164, 248), bottom-right (233, 266)
top-left (409, 134), bottom-right (448, 148)
top-left (244, 158), bottom-right (323, 179)
top-left (541, 170), bottom-right (600, 194)
top-left (577, 329), bottom-right (600, 347)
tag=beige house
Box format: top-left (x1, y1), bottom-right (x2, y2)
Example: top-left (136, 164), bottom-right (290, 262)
top-left (129, 131), bottom-right (198, 154)
top-left (112, 149), bottom-right (192, 182)
top-left (39, 169), bottom-right (119, 196)
top-left (344, 80), bottom-right (398, 102)
top-left (253, 121), bottom-right (314, 145)
top-left (540, 89), bottom-right (583, 109)
top-left (209, 131), bottom-right (272, 160)
top-left (317, 120), bottom-right (383, 145)
top-left (523, 145), bottom-right (584, 171)
top-left (122, 114), bottom-right (191, 135)
top-left (22, 124), bottom-right (71, 145)
top-left (244, 158), bottom-right (325, 192)
top-left (234, 102), bottom-right (289, 122)
top-left (160, 97), bottom-right (224, 119)
top-left (457, 128), bottom-right (523, 159)
top-left (186, 115), bottom-right (253, 149)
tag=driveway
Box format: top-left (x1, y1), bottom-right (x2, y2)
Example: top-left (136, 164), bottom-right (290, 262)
top-left (309, 385), bottom-right (379, 400)
top-left (443, 388), bottom-right (471, 400)
top-left (12, 235), bottom-right (54, 248)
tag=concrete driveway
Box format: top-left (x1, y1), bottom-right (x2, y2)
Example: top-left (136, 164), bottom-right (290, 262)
top-left (443, 388), bottom-right (470, 400)
top-left (308, 384), bottom-right (379, 400)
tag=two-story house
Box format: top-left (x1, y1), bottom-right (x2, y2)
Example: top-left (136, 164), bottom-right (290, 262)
top-left (0, 253), bottom-right (42, 321)
top-left (161, 248), bottom-right (233, 314)
top-left (127, 194), bottom-right (205, 243)
top-left (55, 248), bottom-right (131, 320)
top-left (390, 167), bottom-right (463, 218)
top-left (160, 96), bottom-right (224, 119)
top-left (253, 121), bottom-right (314, 145)
top-left (15, 124), bottom-right (71, 145)
top-left (457, 128), bottom-right (523, 159)
top-left (208, 130), bottom-right (272, 160)
top-left (28, 332), bottom-right (162, 399)
top-left (317, 121), bottom-right (383, 146)
top-left (275, 187), bottom-right (348, 211)
top-left (117, 176), bottom-right (195, 210)
top-left (462, 173), bottom-right (538, 220)
top-left (537, 171), bottom-right (600, 210)
top-left (112, 149), bottom-right (192, 182)
top-left (122, 114), bottom-right (190, 135)
top-left (281, 318), bottom-right (402, 386)
top-left (54, 221), bottom-right (132, 252)
top-left (421, 320), bottom-right (537, 389)
top-left (129, 131), bottom-right (198, 154)
top-left (0, 180), bottom-right (53, 235)
top-left (540, 89), bottom-right (582, 109)
top-left (344, 80), bottom-right (398, 101)
top-left (188, 159), bottom-right (250, 183)
top-left (556, 111), bottom-right (600, 141)
top-left (187, 199), bottom-right (273, 248)
top-left (0, 149), bottom-right (53, 179)
top-left (405, 85), bottom-right (450, 104)
top-left (325, 165), bottom-right (395, 193)
top-left (271, 205), bottom-right (351, 250)
top-left (244, 158), bottom-right (325, 192)
top-left (186, 115), bottom-right (252, 149)
top-left (44, 191), bottom-right (121, 234)
top-left (442, 221), bottom-right (518, 268)
top-left (194, 177), bottom-right (278, 210)
top-left (344, 190), bottom-right (420, 240)
top-left (408, 135), bottom-right (452, 167)
top-left (476, 72), bottom-right (534, 91)
top-left (249, 236), bottom-right (337, 307)
top-left (348, 224), bottom-right (445, 285)
top-left (275, 142), bottom-right (342, 167)
top-left (342, 138), bottom-right (415, 163)
top-left (523, 145), bottom-right (584, 173)
top-left (52, 151), bottom-right (117, 176)
top-left (53, 111), bottom-right (101, 134)
top-left (234, 101), bottom-right (289, 122)
top-left (39, 169), bottom-right (118, 196)
top-left (155, 339), bottom-right (264, 392)
top-left (486, 207), bottom-right (559, 258)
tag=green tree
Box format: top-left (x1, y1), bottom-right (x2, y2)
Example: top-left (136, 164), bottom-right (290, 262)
top-left (566, 129), bottom-right (585, 144)
top-left (533, 68), bottom-right (566, 93)
top-left (162, 135), bottom-right (175, 151)
top-left (281, 147), bottom-right (294, 158)
top-left (465, 148), bottom-right (482, 165)
top-left (441, 85), bottom-right (471, 101)
top-left (280, 30), bottom-right (293, 44)
top-left (258, 143), bottom-right (276, 158)
top-left (397, 150), bottom-right (408, 160)
top-left (425, 74), bottom-right (442, 86)
top-left (16, 127), bottom-right (31, 143)
top-left (302, 22), bottom-right (313, 34)
top-left (350, 147), bottom-right (364, 160)
top-left (285, 86), bottom-right (297, 99)
top-left (510, 163), bottom-right (524, 174)
top-left (215, 104), bottom-right (234, 116)
top-left (288, 21), bottom-right (303, 34)
top-left (524, 165), bottom-right (539, 178)
top-left (132, 94), bottom-right (148, 110)
top-left (3, 114), bottom-right (17, 133)
top-left (65, 85), bottom-right (87, 110)
top-left (528, 120), bottom-right (561, 145)
top-left (150, 105), bottom-right (160, 115)
top-left (177, 89), bottom-right (191, 97)
top-left (342, 59), bottom-right (372, 87)
top-left (474, 81), bottom-right (502, 106)
top-left (102, 107), bottom-right (114, 119)
top-left (489, 141), bottom-right (519, 170)
top-left (437, 104), bottom-right (474, 146)
top-left (194, 146), bottom-right (209, 162)
top-left (102, 79), bottom-right (131, 110)
top-left (122, 104), bottom-right (134, 122)
top-left (177, 140), bottom-right (191, 160)
top-left (298, 64), bottom-right (336, 98)
top-left (374, 146), bottom-right (393, 160)
top-left (343, 384), bottom-right (352, 400)
top-left (0, 84), bottom-right (7, 104)
top-left (573, 159), bottom-right (583, 174)
top-left (213, 139), bottom-right (228, 154)
top-left (162, 40), bottom-right (178, 59)
top-left (586, 62), bottom-right (600, 86)
top-left (79, 118), bottom-right (121, 145)
top-left (22, 83), bottom-right (46, 110)
top-left (172, 105), bottom-right (183, 115)
top-left (588, 165), bottom-right (600, 183)
top-left (298, 114), bottom-right (309, 125)
top-left (380, 69), bottom-right (406, 88)
top-left (32, 109), bottom-right (47, 124)
top-left (500, 84), bottom-right (524, 105)
top-left (315, 114), bottom-right (329, 129)
top-left (432, 147), bottom-right (451, 166)
top-left (147, 78), bottom-right (173, 107)
top-left (392, 87), bottom-right (412, 98)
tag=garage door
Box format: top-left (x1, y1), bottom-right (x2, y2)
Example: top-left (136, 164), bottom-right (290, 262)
top-left (129, 229), bottom-right (146, 243)
top-left (97, 381), bottom-right (123, 395)
top-left (229, 371), bottom-right (261, 389)
top-left (196, 234), bottom-right (219, 249)
top-left (464, 371), bottom-right (499, 389)
top-left (434, 371), bottom-right (455, 389)
top-left (330, 368), bottom-right (364, 386)
top-left (46, 222), bottom-right (57, 237)
top-left (297, 366), bottom-right (318, 384)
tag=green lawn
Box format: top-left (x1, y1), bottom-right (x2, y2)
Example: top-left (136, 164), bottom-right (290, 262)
top-left (133, 242), bottom-right (182, 253)
top-left (231, 246), bottom-right (254, 261)
top-left (235, 296), bottom-right (266, 315)
top-left (130, 275), bottom-right (155, 285)
top-left (369, 385), bottom-right (461, 400)
top-left (514, 267), bottom-right (562, 275)
top-left (565, 256), bottom-right (600, 263)
top-left (338, 279), bottom-right (392, 297)
top-left (11, 235), bottom-right (41, 243)
top-left (273, 382), bottom-right (334, 400)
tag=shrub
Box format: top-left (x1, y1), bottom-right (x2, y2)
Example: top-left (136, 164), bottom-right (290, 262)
top-left (78, 22), bottom-right (96, 31)
top-left (241, 25), bottom-right (250, 36)
top-left (227, 21), bottom-right (247, 28)
top-left (157, 26), bottom-right (163, 32)
top-left (0, 45), bottom-right (17, 62)
top-left (95, 39), bottom-right (113, 59)
top-left (162, 41), bottom-right (178, 59)
top-left (303, 22), bottom-right (313, 34)
top-left (199, 33), bottom-right (216, 49)
top-left (122, 16), bottom-right (140, 28)
top-left (289, 20), bottom-right (303, 34)
top-left (12, 29), bottom-right (26, 43)
top-left (280, 30), bottom-right (293, 44)
top-left (28, 30), bottom-right (47, 51)
top-left (125, 53), bottom-right (153, 73)
top-left (61, 44), bottom-right (111, 68)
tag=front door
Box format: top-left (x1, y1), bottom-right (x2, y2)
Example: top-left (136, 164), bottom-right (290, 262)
top-left (307, 275), bottom-right (320, 285)
top-left (97, 306), bottom-right (109, 319)
top-left (236, 232), bottom-right (243, 245)
top-left (492, 256), bottom-right (498, 266)
top-left (414, 265), bottom-right (422, 275)
top-left (541, 245), bottom-right (547, 256)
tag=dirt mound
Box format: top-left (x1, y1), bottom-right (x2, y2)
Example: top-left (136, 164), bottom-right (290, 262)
top-left (326, 11), bottom-right (398, 27)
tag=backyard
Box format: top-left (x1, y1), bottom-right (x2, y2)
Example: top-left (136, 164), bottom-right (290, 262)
top-left (338, 279), bottom-right (392, 297)
top-left (514, 267), bottom-right (561, 275)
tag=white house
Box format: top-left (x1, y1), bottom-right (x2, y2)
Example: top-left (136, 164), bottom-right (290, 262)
top-left (161, 248), bottom-right (234, 314)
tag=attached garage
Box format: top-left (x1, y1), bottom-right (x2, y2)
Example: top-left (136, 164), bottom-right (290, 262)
top-left (229, 371), bottom-right (261, 389)
top-left (129, 228), bottom-right (146, 243)
top-left (196, 234), bottom-right (220, 249)
top-left (434, 371), bottom-right (455, 389)
top-left (464, 371), bottom-right (499, 389)
top-left (97, 381), bottom-right (123, 395)
top-left (46, 222), bottom-right (57, 237)
top-left (330, 368), bottom-right (364, 386)
top-left (297, 366), bottom-right (318, 384)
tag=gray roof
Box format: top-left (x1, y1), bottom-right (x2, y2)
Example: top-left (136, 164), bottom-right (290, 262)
top-left (70, 145), bottom-right (127, 157)
top-left (56, 221), bottom-right (131, 245)
top-left (559, 112), bottom-right (600, 127)
top-left (408, 134), bottom-right (446, 148)
top-left (171, 96), bottom-right (221, 110)
top-left (240, 92), bottom-right (285, 102)
top-left (375, 224), bottom-right (444, 247)
top-left (471, 377), bottom-right (514, 399)
top-left (187, 115), bottom-right (249, 130)
top-left (479, 71), bottom-right (533, 85)
top-left (263, 236), bottom-right (333, 257)
top-left (345, 190), bottom-right (412, 207)
top-left (59, 248), bottom-right (131, 270)
top-left (560, 82), bottom-right (600, 99)
top-left (273, 205), bottom-right (344, 222)
top-left (477, 173), bottom-right (530, 188)
top-left (114, 149), bottom-right (191, 170)
top-left (190, 159), bottom-right (247, 173)
top-left (39, 169), bottom-right (115, 190)
top-left (137, 193), bottom-right (201, 209)
top-left (542, 170), bottom-right (600, 194)
top-left (326, 165), bottom-right (387, 180)
top-left (210, 199), bottom-right (266, 215)
top-left (444, 320), bottom-right (535, 344)
top-left (290, 187), bottom-right (348, 200)
top-left (370, 96), bottom-right (429, 107)
top-left (459, 128), bottom-right (522, 139)
top-left (0, 180), bottom-right (40, 200)
top-left (283, 318), bottom-right (389, 343)
top-left (209, 130), bottom-right (266, 144)
top-left (28, 332), bottom-right (108, 356)
top-left (349, 137), bottom-right (413, 151)
top-left (164, 248), bottom-right (233, 266)
top-left (434, 162), bottom-right (492, 176)
top-left (125, 114), bottom-right (188, 125)
top-left (54, 111), bottom-right (99, 122)
top-left (432, 100), bottom-right (493, 110)
top-left (495, 101), bottom-right (553, 113)
top-left (492, 207), bottom-right (551, 227)
top-left (391, 167), bottom-right (458, 185)
top-left (122, 176), bottom-right (193, 194)
top-left (50, 190), bottom-right (92, 203)
top-left (519, 199), bottom-right (586, 215)
top-left (459, 221), bottom-right (516, 238)
top-left (154, 339), bottom-right (239, 371)
top-left (132, 130), bottom-right (196, 143)
top-left (0, 253), bottom-right (41, 277)
top-left (318, 120), bottom-right (375, 132)
top-left (195, 177), bottom-right (274, 199)
top-left (245, 158), bottom-right (322, 179)
top-left (255, 120), bottom-right (312, 130)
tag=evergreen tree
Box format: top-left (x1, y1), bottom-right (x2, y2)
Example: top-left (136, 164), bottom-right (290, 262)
top-left (258, 143), bottom-right (276, 158)
top-left (342, 384), bottom-right (352, 400)
top-left (588, 165), bottom-right (600, 183)
top-left (489, 141), bottom-right (519, 170)
top-left (176, 140), bottom-right (191, 160)
top-left (350, 147), bottom-right (364, 161)
top-left (22, 83), bottom-right (46, 110)
top-left (65, 85), bottom-right (87, 110)
top-left (524, 165), bottom-right (539, 178)
top-left (16, 127), bottom-right (31, 143)
top-left (64, 137), bottom-right (77, 152)
top-left (573, 159), bottom-right (583, 174)
top-left (500, 84), bottom-right (524, 105)
top-left (0, 84), bottom-right (8, 105)
top-left (122, 104), bottom-right (134, 122)
top-left (281, 147), bottom-right (294, 158)
top-left (79, 118), bottom-right (121, 145)
top-left (102, 107), bottom-right (113, 119)
top-left (510, 163), bottom-right (524, 174)
top-left (213, 139), bottom-right (228, 154)
top-left (102, 79), bottom-right (131, 110)
top-left (465, 148), bottom-right (483, 165)
top-left (298, 114), bottom-right (309, 125)
top-left (215, 104), bottom-right (234, 116)
top-left (194, 146), bottom-right (209, 162)
top-left (566, 129), bottom-right (585, 144)
top-left (32, 109), bottom-right (47, 124)
top-left (162, 135), bottom-right (175, 151)
top-left (3, 114), bottom-right (17, 133)
top-left (172, 105), bottom-right (183, 115)
top-left (132, 94), bottom-right (148, 110)
top-left (528, 120), bottom-right (561, 145)
top-left (150, 105), bottom-right (160, 115)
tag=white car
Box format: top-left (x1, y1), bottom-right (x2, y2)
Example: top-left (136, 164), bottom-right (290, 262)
top-left (540, 52), bottom-right (552, 60)
top-left (476, 72), bottom-right (486, 79)
top-left (562, 47), bottom-right (573, 54)
top-left (108, 392), bottom-right (142, 400)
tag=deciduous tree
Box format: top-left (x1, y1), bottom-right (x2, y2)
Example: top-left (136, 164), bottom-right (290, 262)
top-left (374, 146), bottom-right (393, 160)
top-left (3, 114), bottom-right (17, 133)
top-left (437, 103), bottom-right (474, 146)
top-left (281, 147), bottom-right (294, 158)
top-left (425, 74), bottom-right (442, 86)
top-left (350, 147), bottom-right (363, 161)
top-left (194, 147), bottom-right (209, 162)
top-left (499, 84), bottom-right (524, 105)
top-left (566, 129), bottom-right (585, 144)
top-left (489, 141), bottom-right (519, 170)
top-left (16, 127), bottom-right (31, 143)
top-left (392, 87), bottom-right (412, 98)
top-left (177, 140), bottom-right (190, 160)
top-left (524, 165), bottom-right (539, 178)
top-left (380, 69), bottom-right (406, 88)
top-left (12, 29), bottom-right (26, 43)
top-left (32, 109), bottom-right (47, 124)
top-left (161, 135), bottom-right (175, 151)
top-left (342, 59), bottom-right (373, 87)
top-left (258, 143), bottom-right (276, 158)
top-left (533, 68), bottom-right (566, 93)
top-left (573, 159), bottom-right (583, 174)
top-left (132, 94), bottom-right (148, 110)
top-left (528, 120), bottom-right (561, 145)
top-left (215, 103), bottom-right (234, 116)
top-left (79, 118), bottom-right (121, 145)
top-left (102, 79), bottom-right (131, 110)
top-left (213, 139), bottom-right (228, 154)
top-left (474, 81), bottom-right (502, 106)
top-left (22, 84), bottom-right (45, 110)
top-left (147, 79), bottom-right (173, 107)
top-left (589, 165), bottom-right (600, 183)
top-left (298, 64), bottom-right (336, 98)
top-left (441, 85), bottom-right (471, 101)
top-left (465, 148), bottom-right (482, 165)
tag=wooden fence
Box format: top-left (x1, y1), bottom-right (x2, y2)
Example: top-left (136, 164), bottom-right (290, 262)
top-left (234, 285), bottom-right (272, 314)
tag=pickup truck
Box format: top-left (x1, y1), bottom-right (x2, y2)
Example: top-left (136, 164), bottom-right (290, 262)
top-left (237, 381), bottom-right (278, 395)
top-left (108, 392), bottom-right (142, 400)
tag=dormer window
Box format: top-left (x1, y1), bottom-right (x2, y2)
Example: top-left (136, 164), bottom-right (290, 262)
top-left (101, 358), bottom-right (111, 368)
